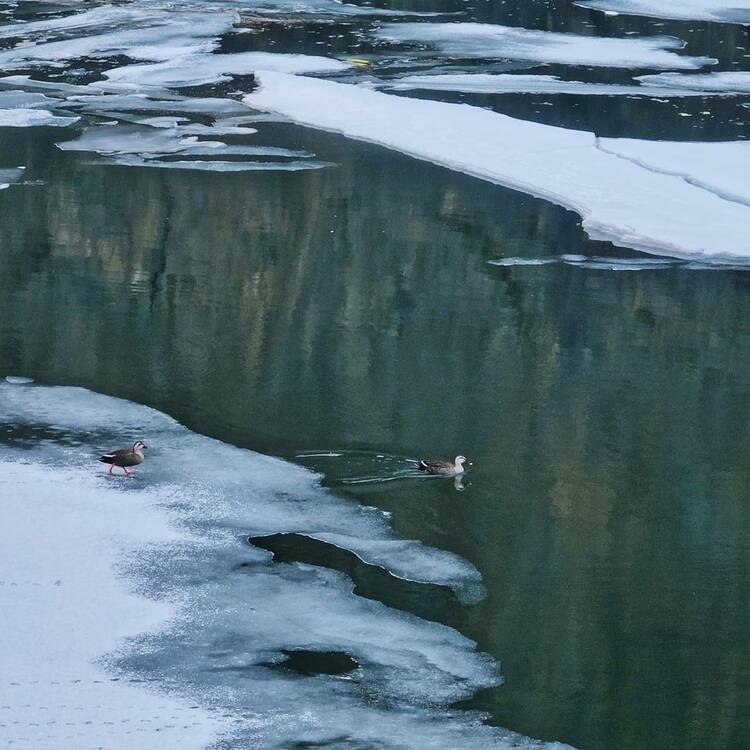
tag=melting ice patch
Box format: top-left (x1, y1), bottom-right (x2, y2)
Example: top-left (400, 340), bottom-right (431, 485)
top-left (574, 0), bottom-right (750, 24)
top-left (245, 72), bottom-right (750, 260)
top-left (0, 382), bottom-right (573, 749)
top-left (0, 6), bottom-right (236, 68)
top-left (382, 72), bottom-right (738, 97)
top-left (487, 255), bottom-right (750, 270)
top-left (56, 123), bottom-right (330, 171)
top-left (0, 107), bottom-right (79, 126)
top-left (636, 71), bottom-right (750, 93)
top-left (0, 166), bottom-right (25, 190)
top-left (102, 52), bottom-right (350, 90)
top-left (373, 22), bottom-right (716, 69)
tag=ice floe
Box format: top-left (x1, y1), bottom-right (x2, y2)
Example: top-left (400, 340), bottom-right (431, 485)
top-left (0, 381), bottom-right (565, 749)
top-left (636, 71), bottom-right (750, 93)
top-left (0, 6), bottom-right (236, 68)
top-left (382, 72), bottom-right (740, 96)
top-left (245, 72), bottom-right (750, 260)
top-left (574, 0), bottom-right (750, 25)
top-left (102, 51), bottom-right (350, 90)
top-left (373, 22), bottom-right (716, 69)
top-left (56, 123), bottom-right (329, 171)
top-left (488, 254), bottom-right (750, 270)
top-left (0, 107), bottom-right (79, 126)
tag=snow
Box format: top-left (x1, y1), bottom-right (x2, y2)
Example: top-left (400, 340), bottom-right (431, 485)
top-left (382, 72), bottom-right (738, 96)
top-left (373, 22), bottom-right (716, 70)
top-left (0, 107), bottom-right (79, 126)
top-left (574, 0), bottom-right (750, 25)
top-left (0, 381), bottom-right (577, 749)
top-left (244, 72), bottom-right (750, 260)
top-left (0, 460), bottom-right (223, 749)
top-left (636, 71), bottom-right (750, 93)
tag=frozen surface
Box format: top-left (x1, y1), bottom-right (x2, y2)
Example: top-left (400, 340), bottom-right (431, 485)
top-left (373, 22), bottom-right (716, 69)
top-left (383, 72), bottom-right (736, 96)
top-left (0, 107), bottom-right (79, 126)
top-left (574, 0), bottom-right (750, 24)
top-left (636, 71), bottom-right (750, 93)
top-left (0, 6), bottom-right (236, 67)
top-left (245, 73), bottom-right (750, 260)
top-left (0, 381), bottom-right (575, 749)
top-left (597, 137), bottom-right (750, 206)
top-left (0, 461), bottom-right (223, 749)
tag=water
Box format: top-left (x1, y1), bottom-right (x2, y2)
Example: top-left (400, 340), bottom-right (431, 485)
top-left (1, 0), bottom-right (750, 748)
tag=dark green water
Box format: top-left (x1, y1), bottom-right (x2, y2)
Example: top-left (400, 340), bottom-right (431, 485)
top-left (2, 120), bottom-right (750, 750)
top-left (2, 0), bottom-right (750, 748)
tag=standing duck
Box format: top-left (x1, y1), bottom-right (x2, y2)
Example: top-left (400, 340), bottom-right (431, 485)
top-left (417, 455), bottom-right (470, 476)
top-left (99, 441), bottom-right (147, 475)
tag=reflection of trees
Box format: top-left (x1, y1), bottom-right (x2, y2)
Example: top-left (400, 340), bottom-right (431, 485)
top-left (1, 119), bottom-right (749, 750)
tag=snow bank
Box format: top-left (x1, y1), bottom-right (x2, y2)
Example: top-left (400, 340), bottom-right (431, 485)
top-left (373, 22), bottom-right (716, 69)
top-left (244, 72), bottom-right (750, 260)
top-left (574, 0), bottom-right (750, 24)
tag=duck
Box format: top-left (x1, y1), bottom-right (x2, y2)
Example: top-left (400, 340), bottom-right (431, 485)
top-left (99, 441), bottom-right (147, 475)
top-left (416, 455), bottom-right (471, 476)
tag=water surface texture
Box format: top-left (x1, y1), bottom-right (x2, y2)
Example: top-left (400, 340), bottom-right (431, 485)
top-left (1, 0), bottom-right (749, 749)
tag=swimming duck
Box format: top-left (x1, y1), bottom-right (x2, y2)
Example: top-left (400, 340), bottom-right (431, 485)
top-left (417, 455), bottom-right (470, 476)
top-left (99, 441), bottom-right (147, 475)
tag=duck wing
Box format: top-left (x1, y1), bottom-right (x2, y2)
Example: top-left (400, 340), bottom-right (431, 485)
top-left (99, 447), bottom-right (133, 465)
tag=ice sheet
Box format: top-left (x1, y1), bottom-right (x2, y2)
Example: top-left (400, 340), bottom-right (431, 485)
top-left (0, 383), bottom-right (483, 595)
top-left (245, 72), bottom-right (750, 260)
top-left (382, 72), bottom-right (735, 96)
top-left (0, 381), bottom-right (574, 749)
top-left (636, 71), bottom-right (750, 93)
top-left (597, 137), bottom-right (750, 206)
top-left (574, 0), bottom-right (750, 24)
top-left (373, 22), bottom-right (716, 69)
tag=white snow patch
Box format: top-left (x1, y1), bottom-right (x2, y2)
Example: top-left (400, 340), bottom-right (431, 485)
top-left (0, 460), bottom-right (224, 750)
top-left (244, 72), bottom-right (750, 260)
top-left (574, 0), bottom-right (750, 25)
top-left (373, 22), bottom-right (716, 69)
